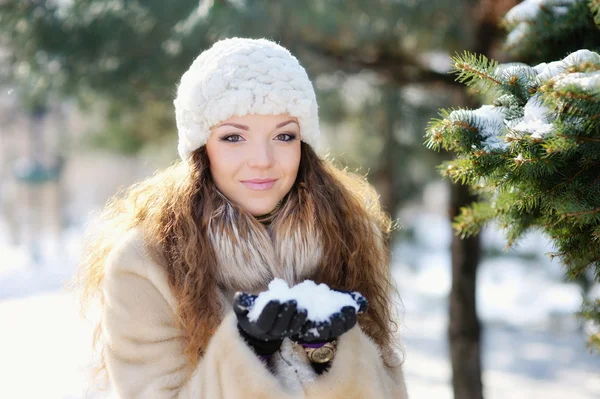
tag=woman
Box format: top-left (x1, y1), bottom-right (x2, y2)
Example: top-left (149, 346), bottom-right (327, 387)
top-left (79, 37), bottom-right (409, 398)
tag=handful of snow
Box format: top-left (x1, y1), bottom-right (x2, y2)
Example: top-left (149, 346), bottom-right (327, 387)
top-left (247, 279), bottom-right (360, 322)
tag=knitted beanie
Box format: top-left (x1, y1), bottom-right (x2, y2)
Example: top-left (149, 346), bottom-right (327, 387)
top-left (174, 37), bottom-right (320, 160)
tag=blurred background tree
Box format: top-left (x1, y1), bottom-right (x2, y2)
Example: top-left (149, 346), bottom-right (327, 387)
top-left (1, 0), bottom-right (472, 211)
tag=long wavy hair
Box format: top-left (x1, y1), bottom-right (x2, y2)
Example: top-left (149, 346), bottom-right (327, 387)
top-left (78, 142), bottom-right (399, 372)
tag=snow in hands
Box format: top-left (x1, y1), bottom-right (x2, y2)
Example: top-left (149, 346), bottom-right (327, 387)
top-left (248, 279), bottom-right (361, 323)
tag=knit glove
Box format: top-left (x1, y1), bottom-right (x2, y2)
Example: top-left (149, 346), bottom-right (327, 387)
top-left (234, 292), bottom-right (308, 356)
top-left (292, 290), bottom-right (368, 343)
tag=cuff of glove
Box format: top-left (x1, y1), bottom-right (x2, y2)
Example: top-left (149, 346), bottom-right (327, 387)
top-left (299, 342), bottom-right (329, 348)
top-left (237, 325), bottom-right (283, 357)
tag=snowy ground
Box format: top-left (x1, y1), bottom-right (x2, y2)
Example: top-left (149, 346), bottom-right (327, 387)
top-left (1, 211), bottom-right (599, 398)
top-left (395, 211), bottom-right (600, 398)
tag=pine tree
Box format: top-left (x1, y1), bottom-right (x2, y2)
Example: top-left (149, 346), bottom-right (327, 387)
top-left (426, 0), bottom-right (600, 351)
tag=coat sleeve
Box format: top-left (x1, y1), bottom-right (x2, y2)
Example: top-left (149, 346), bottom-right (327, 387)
top-left (101, 229), bottom-right (296, 399)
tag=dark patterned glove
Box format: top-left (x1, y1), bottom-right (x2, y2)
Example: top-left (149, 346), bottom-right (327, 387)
top-left (336, 290), bottom-right (369, 314)
top-left (292, 290), bottom-right (368, 343)
top-left (234, 292), bottom-right (308, 356)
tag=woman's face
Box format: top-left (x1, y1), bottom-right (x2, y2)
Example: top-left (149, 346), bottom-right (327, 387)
top-left (206, 114), bottom-right (302, 216)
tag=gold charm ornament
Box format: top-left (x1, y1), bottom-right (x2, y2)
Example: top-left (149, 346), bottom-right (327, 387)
top-left (303, 341), bottom-right (337, 364)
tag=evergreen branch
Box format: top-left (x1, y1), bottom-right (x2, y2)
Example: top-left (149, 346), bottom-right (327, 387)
top-left (459, 64), bottom-right (503, 86)
top-left (569, 62), bottom-right (600, 74)
top-left (451, 51), bottom-right (502, 87)
top-left (452, 201), bottom-right (496, 238)
top-left (590, 0), bottom-right (600, 27)
top-left (554, 161), bottom-right (600, 192)
top-left (450, 120), bottom-right (479, 133)
top-left (593, 172), bottom-right (600, 188)
top-left (562, 206), bottom-right (600, 217)
top-left (557, 134), bottom-right (600, 143)
top-left (516, 160), bottom-right (600, 208)
top-left (553, 91), bottom-right (596, 101)
top-left (425, 109), bottom-right (486, 153)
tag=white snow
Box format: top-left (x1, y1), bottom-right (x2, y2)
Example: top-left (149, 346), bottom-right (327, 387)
top-left (554, 71), bottom-right (600, 91)
top-left (0, 291), bottom-right (107, 399)
top-left (512, 51), bottom-right (600, 140)
top-left (535, 50), bottom-right (600, 84)
top-left (512, 95), bottom-right (555, 139)
top-left (455, 105), bottom-right (509, 151)
top-left (505, 0), bottom-right (544, 23)
top-left (247, 278), bottom-right (359, 322)
top-left (518, 119), bottom-right (555, 138)
top-left (534, 60), bottom-right (567, 82)
top-left (469, 106), bottom-right (506, 137)
top-left (523, 95), bottom-right (551, 121)
top-left (496, 63), bottom-right (534, 81)
top-left (506, 23), bottom-right (531, 48)
top-left (504, 0), bottom-right (543, 23)
top-left (562, 49), bottom-right (600, 68)
top-left (505, 0), bottom-right (577, 24)
top-left (307, 327), bottom-right (320, 337)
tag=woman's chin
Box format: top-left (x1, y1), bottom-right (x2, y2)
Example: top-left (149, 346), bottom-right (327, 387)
top-left (243, 203), bottom-right (278, 217)
top-left (249, 208), bottom-right (276, 217)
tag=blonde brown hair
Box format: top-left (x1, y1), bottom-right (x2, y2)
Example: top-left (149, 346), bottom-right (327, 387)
top-left (78, 142), bottom-right (399, 371)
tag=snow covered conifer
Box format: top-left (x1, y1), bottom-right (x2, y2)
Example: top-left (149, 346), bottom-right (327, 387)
top-left (425, 0), bottom-right (600, 350)
top-left (503, 0), bottom-right (600, 63)
top-left (427, 48), bottom-right (600, 270)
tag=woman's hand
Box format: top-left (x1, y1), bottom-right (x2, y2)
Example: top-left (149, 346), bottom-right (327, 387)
top-left (234, 292), bottom-right (308, 341)
top-left (292, 291), bottom-right (368, 343)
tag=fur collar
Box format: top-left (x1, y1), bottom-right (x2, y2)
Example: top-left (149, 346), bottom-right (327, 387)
top-left (207, 187), bottom-right (323, 296)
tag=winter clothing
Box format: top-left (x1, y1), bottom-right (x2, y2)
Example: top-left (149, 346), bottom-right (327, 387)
top-left (237, 325), bottom-right (284, 358)
top-left (234, 290), bottom-right (361, 344)
top-left (104, 36), bottom-right (407, 399)
top-left (293, 305), bottom-right (358, 343)
top-left (234, 294), bottom-right (308, 342)
top-left (174, 37), bottom-right (320, 160)
top-left (102, 202), bottom-right (409, 398)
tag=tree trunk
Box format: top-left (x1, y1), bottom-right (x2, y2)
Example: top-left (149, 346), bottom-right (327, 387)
top-left (375, 87), bottom-right (400, 218)
top-left (447, 2), bottom-right (518, 398)
top-left (448, 182), bottom-right (483, 399)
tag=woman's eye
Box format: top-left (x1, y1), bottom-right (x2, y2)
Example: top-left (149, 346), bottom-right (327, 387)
top-left (221, 134), bottom-right (244, 143)
top-left (276, 133), bottom-right (298, 142)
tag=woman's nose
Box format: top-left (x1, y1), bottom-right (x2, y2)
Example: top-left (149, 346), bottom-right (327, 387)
top-left (247, 142), bottom-right (274, 169)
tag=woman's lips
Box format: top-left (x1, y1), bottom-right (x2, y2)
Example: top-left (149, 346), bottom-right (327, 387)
top-left (241, 179), bottom-right (277, 191)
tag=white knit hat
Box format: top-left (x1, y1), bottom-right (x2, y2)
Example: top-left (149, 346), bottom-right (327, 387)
top-left (174, 37), bottom-right (320, 160)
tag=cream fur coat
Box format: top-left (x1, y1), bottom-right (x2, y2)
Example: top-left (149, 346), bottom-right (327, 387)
top-left (101, 202), bottom-right (409, 398)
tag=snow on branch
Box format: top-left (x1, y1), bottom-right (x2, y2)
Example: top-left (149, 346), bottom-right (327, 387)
top-left (505, 0), bottom-right (579, 25)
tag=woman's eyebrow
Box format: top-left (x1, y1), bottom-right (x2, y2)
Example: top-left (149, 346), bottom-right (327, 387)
top-left (218, 120), bottom-right (299, 130)
top-left (276, 120), bottom-right (299, 128)
top-left (217, 122), bottom-right (249, 130)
